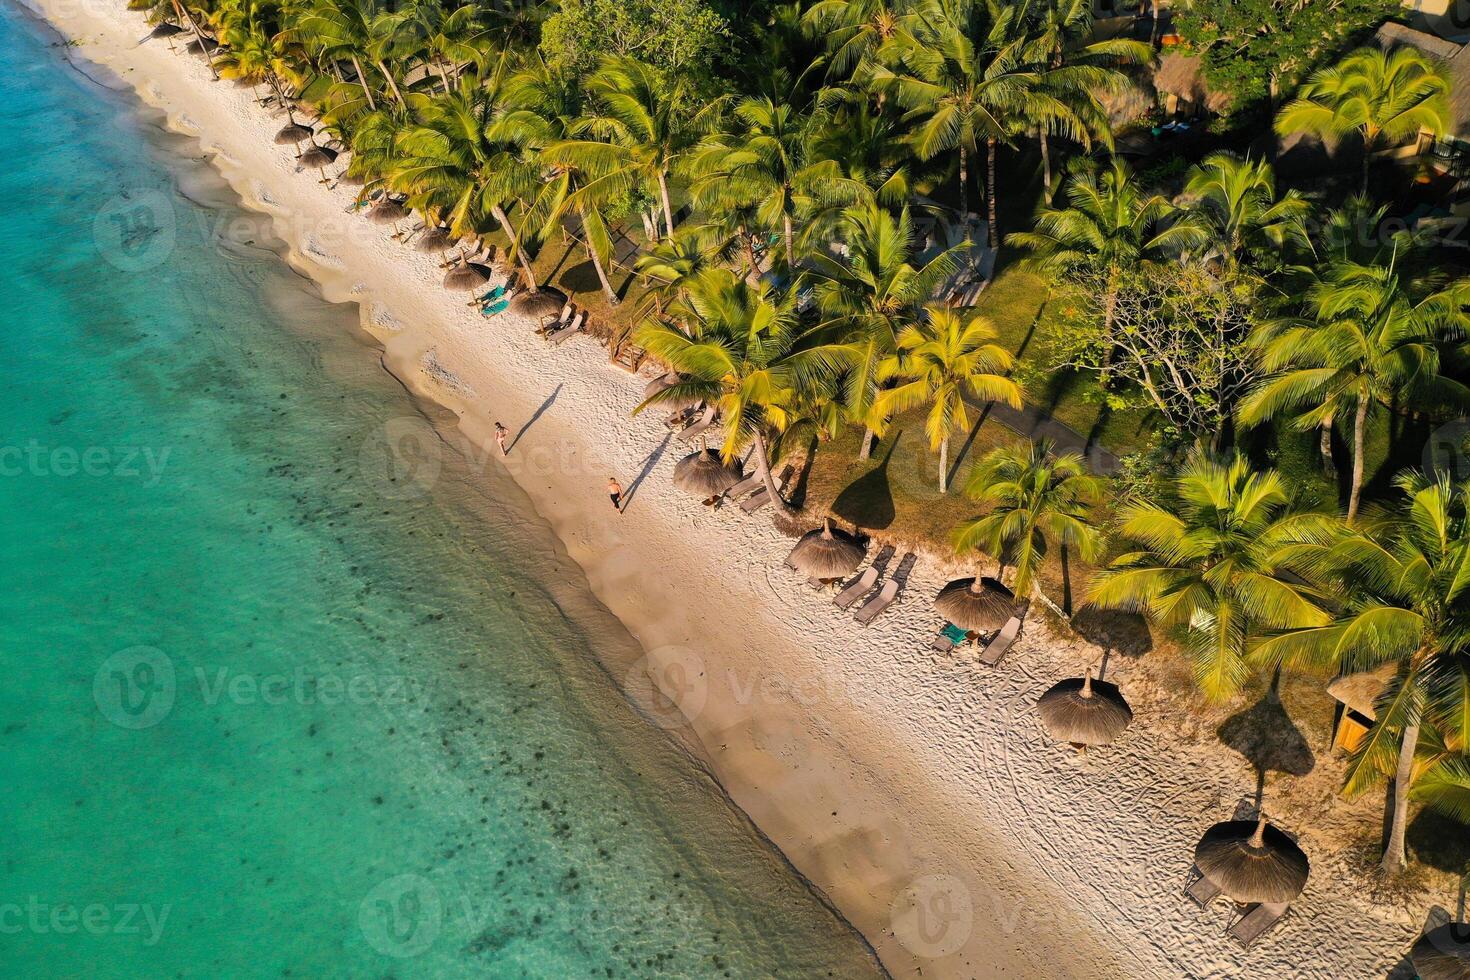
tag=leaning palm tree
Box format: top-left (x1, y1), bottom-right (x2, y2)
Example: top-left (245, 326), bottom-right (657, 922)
top-left (288, 0), bottom-right (388, 112)
top-left (1180, 152), bottom-right (1308, 276)
top-left (1252, 472), bottom-right (1470, 874)
top-left (1088, 453), bottom-right (1337, 702)
top-left (876, 307), bottom-right (1023, 492)
top-left (633, 268), bottom-right (856, 519)
top-left (1275, 46), bottom-right (1450, 192)
top-left (1241, 260), bottom-right (1470, 523)
top-left (806, 203), bottom-right (962, 458)
top-left (1008, 158), bottom-right (1203, 342)
top-left (954, 439), bottom-right (1104, 602)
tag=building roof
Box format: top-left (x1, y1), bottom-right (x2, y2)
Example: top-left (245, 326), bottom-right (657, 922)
top-left (1326, 665), bottom-right (1397, 720)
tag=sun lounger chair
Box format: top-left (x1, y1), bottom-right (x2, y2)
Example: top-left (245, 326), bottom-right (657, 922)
top-left (853, 579), bottom-right (897, 626)
top-left (1228, 902), bottom-right (1289, 949)
top-left (978, 615), bottom-right (1022, 666)
top-left (931, 622), bottom-right (969, 653)
top-left (537, 302), bottom-right (573, 333)
top-left (834, 567), bottom-right (879, 610)
top-left (869, 544), bottom-right (896, 573)
top-left (479, 284), bottom-right (509, 305)
top-left (677, 409), bottom-right (718, 444)
top-left (664, 406), bottom-right (698, 430)
top-left (481, 297), bottom-right (510, 317)
top-left (741, 465), bottom-right (794, 514)
top-left (547, 311), bottom-right (584, 345)
top-left (807, 576), bottom-right (827, 589)
top-left (1184, 866), bottom-right (1222, 909)
top-left (719, 473), bottom-right (761, 504)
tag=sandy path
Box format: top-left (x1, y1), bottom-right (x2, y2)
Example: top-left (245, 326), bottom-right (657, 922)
top-left (24, 1), bottom-right (1437, 975)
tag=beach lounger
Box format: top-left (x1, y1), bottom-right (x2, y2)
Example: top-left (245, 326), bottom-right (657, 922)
top-left (1228, 902), bottom-right (1289, 949)
top-left (537, 302), bottom-right (573, 333)
top-left (807, 576), bottom-right (827, 589)
top-left (546, 312), bottom-right (584, 345)
top-left (834, 567), bottom-right (879, 610)
top-left (664, 406), bottom-right (698, 430)
top-left (481, 298), bottom-right (510, 317)
top-left (869, 544), bottom-right (895, 573)
top-left (478, 284), bottom-right (509, 305)
top-left (740, 465), bottom-right (794, 513)
top-left (978, 615), bottom-right (1022, 666)
top-left (853, 580), bottom-right (897, 626)
top-left (677, 409), bottom-right (718, 444)
top-left (718, 473), bottom-right (761, 504)
top-left (1184, 866), bottom-right (1222, 909)
top-left (931, 623), bottom-right (969, 653)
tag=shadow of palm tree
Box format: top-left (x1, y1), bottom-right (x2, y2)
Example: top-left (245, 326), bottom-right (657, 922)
top-left (1218, 691), bottom-right (1316, 807)
top-left (1408, 809), bottom-right (1470, 875)
top-left (831, 432), bottom-right (899, 531)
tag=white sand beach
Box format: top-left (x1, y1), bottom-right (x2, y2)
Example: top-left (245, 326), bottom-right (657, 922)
top-left (30, 1), bottom-right (1457, 975)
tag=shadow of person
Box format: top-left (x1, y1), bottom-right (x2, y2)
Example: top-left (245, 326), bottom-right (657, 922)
top-left (509, 384), bottom-right (561, 451)
top-left (831, 432), bottom-right (899, 531)
top-left (618, 432), bottom-right (671, 513)
top-left (1217, 690), bottom-right (1316, 807)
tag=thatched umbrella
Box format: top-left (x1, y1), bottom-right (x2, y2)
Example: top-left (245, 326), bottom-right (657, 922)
top-left (274, 122), bottom-right (313, 146)
top-left (934, 576), bottom-right (1014, 632)
top-left (444, 262), bottom-right (493, 304)
top-left (1036, 669), bottom-right (1132, 750)
top-left (297, 144), bottom-right (338, 183)
top-left (414, 224), bottom-right (454, 256)
top-left (1193, 815), bottom-right (1309, 904)
top-left (673, 445), bottom-right (742, 502)
top-left (788, 519), bottom-right (866, 580)
top-left (512, 288), bottom-right (567, 320)
top-left (1412, 923), bottom-right (1470, 980)
top-left (368, 199), bottom-right (409, 239)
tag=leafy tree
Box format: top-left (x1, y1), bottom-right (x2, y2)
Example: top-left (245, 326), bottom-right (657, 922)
top-left (1089, 453), bottom-right (1337, 702)
top-left (1253, 473), bottom-right (1470, 874)
top-left (954, 439), bottom-right (1104, 601)
top-left (876, 307), bottom-right (1022, 492)
top-left (1275, 46), bottom-right (1450, 192)
top-left (539, 0), bottom-right (730, 82)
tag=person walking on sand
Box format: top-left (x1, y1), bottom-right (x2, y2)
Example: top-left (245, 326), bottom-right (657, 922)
top-left (494, 422), bottom-right (508, 456)
top-left (607, 477), bottom-right (624, 512)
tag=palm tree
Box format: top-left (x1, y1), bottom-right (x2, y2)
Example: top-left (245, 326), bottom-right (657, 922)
top-left (633, 268), bottom-right (855, 518)
top-left (1088, 453), bottom-right (1337, 702)
top-left (802, 0), bottom-right (901, 82)
top-left (954, 439), bottom-right (1103, 603)
top-left (876, 307), bottom-right (1023, 492)
top-left (1181, 152), bottom-right (1308, 276)
top-left (1252, 473), bottom-right (1470, 874)
top-left (1275, 46), bottom-right (1450, 192)
top-left (1008, 158), bottom-right (1203, 344)
top-left (1241, 260), bottom-right (1470, 523)
top-left (806, 203), bottom-right (961, 459)
top-left (289, 0), bottom-right (387, 112)
top-left (541, 57), bottom-right (719, 241)
top-left (633, 231), bottom-right (711, 322)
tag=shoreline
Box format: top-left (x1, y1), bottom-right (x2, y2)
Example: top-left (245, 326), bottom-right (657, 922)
top-left (25, 2), bottom-right (1441, 977)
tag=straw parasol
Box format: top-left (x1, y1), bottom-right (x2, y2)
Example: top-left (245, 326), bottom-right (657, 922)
top-left (1036, 669), bottom-right (1132, 749)
top-left (512, 289), bottom-right (567, 319)
top-left (297, 144), bottom-right (338, 183)
top-left (444, 262), bottom-right (493, 302)
top-left (788, 519), bottom-right (866, 579)
top-left (368, 199), bottom-right (409, 239)
top-left (274, 122), bottom-right (313, 146)
top-left (1193, 815), bottom-right (1309, 904)
top-left (1412, 923), bottom-right (1470, 980)
top-left (673, 445), bottom-right (742, 500)
top-left (934, 576), bottom-right (1014, 632)
top-left (414, 225), bottom-right (457, 267)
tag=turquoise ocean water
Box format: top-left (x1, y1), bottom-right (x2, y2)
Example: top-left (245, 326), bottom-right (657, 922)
top-left (0, 7), bottom-right (880, 977)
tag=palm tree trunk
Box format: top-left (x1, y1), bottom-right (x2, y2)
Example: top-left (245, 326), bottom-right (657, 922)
top-left (172, 0), bottom-right (218, 79)
top-left (657, 171), bottom-right (676, 239)
top-left (1347, 396), bottom-right (1369, 524)
top-left (582, 209), bottom-right (619, 305)
top-left (986, 138), bottom-right (999, 251)
top-left (1040, 130), bottom-right (1054, 206)
top-left (938, 436), bottom-right (949, 493)
top-left (492, 204), bottom-right (537, 292)
top-left (350, 54), bottom-right (377, 111)
top-left (1382, 717), bottom-right (1421, 875)
top-left (782, 212), bottom-right (796, 268)
top-left (752, 428), bottom-right (795, 518)
top-left (742, 226), bottom-right (761, 279)
top-left (375, 60), bottom-right (407, 107)
top-left (1319, 418), bottom-right (1336, 476)
top-left (957, 144), bottom-right (969, 227)
top-left (858, 427), bottom-right (876, 461)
